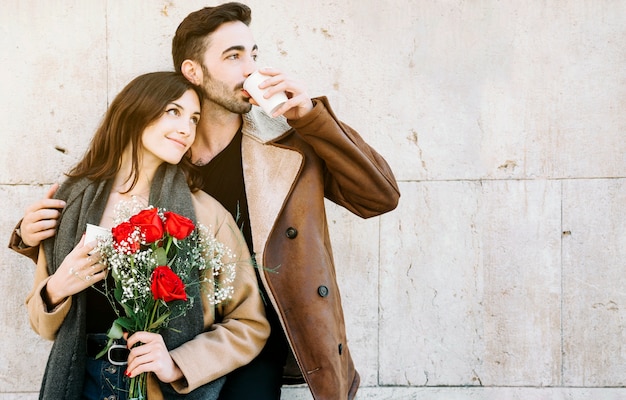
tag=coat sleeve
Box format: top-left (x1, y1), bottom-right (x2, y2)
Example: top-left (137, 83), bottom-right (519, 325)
top-left (8, 220), bottom-right (39, 262)
top-left (168, 193), bottom-right (270, 393)
top-left (24, 246), bottom-right (73, 340)
top-left (287, 96), bottom-right (400, 218)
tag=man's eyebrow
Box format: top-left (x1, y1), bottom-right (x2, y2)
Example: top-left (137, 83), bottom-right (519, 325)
top-left (221, 44), bottom-right (258, 55)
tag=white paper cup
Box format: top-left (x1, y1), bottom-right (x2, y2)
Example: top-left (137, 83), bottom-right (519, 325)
top-left (243, 70), bottom-right (288, 116)
top-left (85, 223), bottom-right (110, 245)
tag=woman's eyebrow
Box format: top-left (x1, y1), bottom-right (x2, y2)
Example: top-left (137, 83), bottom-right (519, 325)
top-left (170, 102), bottom-right (200, 115)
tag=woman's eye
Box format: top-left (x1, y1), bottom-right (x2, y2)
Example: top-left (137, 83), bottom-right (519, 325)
top-left (190, 116), bottom-right (200, 125)
top-left (166, 108), bottom-right (180, 116)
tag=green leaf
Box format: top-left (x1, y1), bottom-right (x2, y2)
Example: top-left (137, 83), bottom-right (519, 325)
top-left (120, 302), bottom-right (135, 319)
top-left (95, 337), bottom-right (114, 359)
top-left (116, 317), bottom-right (137, 332)
top-left (114, 287), bottom-right (123, 302)
top-left (107, 320), bottom-right (125, 339)
top-left (168, 253), bottom-right (179, 267)
top-left (95, 320), bottom-right (126, 360)
top-left (154, 247), bottom-right (167, 266)
top-left (148, 310), bottom-right (171, 330)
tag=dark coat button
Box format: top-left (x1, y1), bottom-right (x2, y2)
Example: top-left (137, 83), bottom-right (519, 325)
top-left (285, 227), bottom-right (298, 239)
top-left (318, 285), bottom-right (329, 297)
top-left (338, 343), bottom-right (343, 355)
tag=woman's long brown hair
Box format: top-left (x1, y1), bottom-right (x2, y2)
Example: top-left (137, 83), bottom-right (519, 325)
top-left (66, 71), bottom-right (203, 191)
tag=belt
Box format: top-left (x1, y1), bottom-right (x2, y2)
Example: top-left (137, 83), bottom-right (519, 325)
top-left (86, 333), bottom-right (129, 366)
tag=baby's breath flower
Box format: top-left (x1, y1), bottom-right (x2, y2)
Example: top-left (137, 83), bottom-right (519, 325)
top-left (96, 201), bottom-right (238, 341)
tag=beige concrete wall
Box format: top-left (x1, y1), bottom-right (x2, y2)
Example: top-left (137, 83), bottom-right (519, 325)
top-left (1, 1), bottom-right (625, 399)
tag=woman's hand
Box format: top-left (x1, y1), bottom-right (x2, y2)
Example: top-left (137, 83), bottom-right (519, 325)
top-left (45, 235), bottom-right (107, 307)
top-left (124, 332), bottom-right (183, 383)
top-left (20, 183), bottom-right (66, 247)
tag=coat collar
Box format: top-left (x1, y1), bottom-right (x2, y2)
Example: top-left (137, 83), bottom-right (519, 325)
top-left (242, 106), bottom-right (291, 143)
top-left (241, 108), bottom-right (303, 264)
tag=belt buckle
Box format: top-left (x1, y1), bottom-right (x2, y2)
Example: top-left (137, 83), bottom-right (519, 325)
top-left (107, 342), bottom-right (129, 366)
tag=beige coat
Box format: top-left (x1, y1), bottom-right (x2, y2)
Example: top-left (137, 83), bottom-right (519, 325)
top-left (24, 190), bottom-right (270, 398)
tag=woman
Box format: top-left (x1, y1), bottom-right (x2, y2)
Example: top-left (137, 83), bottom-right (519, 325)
top-left (24, 71), bottom-right (269, 399)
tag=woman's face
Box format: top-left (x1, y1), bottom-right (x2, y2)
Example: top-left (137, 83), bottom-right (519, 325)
top-left (141, 89), bottom-right (201, 167)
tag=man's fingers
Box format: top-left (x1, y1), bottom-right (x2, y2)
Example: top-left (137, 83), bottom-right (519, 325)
top-left (36, 198), bottom-right (66, 210)
top-left (23, 211), bottom-right (60, 231)
top-left (24, 199), bottom-right (65, 214)
top-left (24, 208), bottom-right (62, 223)
top-left (31, 229), bottom-right (57, 242)
top-left (44, 183), bottom-right (60, 199)
top-left (24, 184), bottom-right (66, 214)
top-left (21, 217), bottom-right (59, 246)
top-left (35, 208), bottom-right (62, 221)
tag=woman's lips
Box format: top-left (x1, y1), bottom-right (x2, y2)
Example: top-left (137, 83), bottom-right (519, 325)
top-left (167, 137), bottom-right (187, 148)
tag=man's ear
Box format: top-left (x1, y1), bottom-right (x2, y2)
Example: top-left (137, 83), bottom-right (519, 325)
top-left (181, 60), bottom-right (202, 85)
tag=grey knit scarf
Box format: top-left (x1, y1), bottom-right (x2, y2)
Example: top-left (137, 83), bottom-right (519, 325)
top-left (40, 163), bottom-right (224, 399)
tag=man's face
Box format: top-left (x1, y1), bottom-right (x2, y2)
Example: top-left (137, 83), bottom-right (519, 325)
top-left (198, 21), bottom-right (258, 114)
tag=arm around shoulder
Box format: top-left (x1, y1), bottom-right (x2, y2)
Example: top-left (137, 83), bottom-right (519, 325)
top-left (8, 220), bottom-right (39, 262)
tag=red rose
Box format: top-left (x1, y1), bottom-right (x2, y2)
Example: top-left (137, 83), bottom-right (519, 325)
top-left (163, 211), bottom-right (195, 240)
top-left (130, 208), bottom-right (164, 243)
top-left (150, 266), bottom-right (187, 302)
top-left (111, 221), bottom-right (140, 253)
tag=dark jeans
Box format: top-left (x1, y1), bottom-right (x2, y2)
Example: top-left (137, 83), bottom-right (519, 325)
top-left (83, 356), bottom-right (128, 400)
top-left (218, 303), bottom-right (289, 400)
top-left (217, 353), bottom-right (285, 400)
top-left (82, 333), bottom-right (128, 400)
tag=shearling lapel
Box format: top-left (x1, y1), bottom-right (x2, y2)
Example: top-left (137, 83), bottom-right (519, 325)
top-left (241, 110), bottom-right (303, 264)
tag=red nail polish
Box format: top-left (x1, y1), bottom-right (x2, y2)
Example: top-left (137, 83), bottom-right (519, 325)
top-left (124, 370), bottom-right (131, 377)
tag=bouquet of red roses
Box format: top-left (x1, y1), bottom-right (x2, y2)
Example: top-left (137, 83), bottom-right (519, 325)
top-left (93, 205), bottom-right (236, 400)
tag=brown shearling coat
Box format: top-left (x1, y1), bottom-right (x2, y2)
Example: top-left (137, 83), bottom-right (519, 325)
top-left (241, 97), bottom-right (400, 399)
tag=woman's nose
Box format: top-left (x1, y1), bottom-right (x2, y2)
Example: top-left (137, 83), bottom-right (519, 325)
top-left (178, 120), bottom-right (192, 136)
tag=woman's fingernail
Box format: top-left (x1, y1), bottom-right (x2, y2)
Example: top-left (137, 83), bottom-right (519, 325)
top-left (124, 370), bottom-right (131, 377)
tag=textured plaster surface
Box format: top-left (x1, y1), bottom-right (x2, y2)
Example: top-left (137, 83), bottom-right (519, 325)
top-left (2, 1), bottom-right (625, 398)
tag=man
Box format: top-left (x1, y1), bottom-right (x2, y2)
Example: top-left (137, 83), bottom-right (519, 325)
top-left (11, 3), bottom-right (400, 399)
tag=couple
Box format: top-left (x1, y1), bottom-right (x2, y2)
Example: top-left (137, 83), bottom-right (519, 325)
top-left (10, 2), bottom-right (400, 400)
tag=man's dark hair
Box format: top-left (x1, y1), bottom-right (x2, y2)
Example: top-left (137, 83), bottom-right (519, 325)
top-left (172, 2), bottom-right (252, 73)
